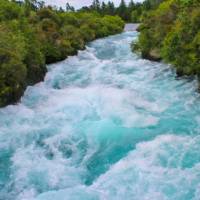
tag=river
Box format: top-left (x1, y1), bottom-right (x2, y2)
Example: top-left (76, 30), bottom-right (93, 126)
top-left (0, 30), bottom-right (200, 200)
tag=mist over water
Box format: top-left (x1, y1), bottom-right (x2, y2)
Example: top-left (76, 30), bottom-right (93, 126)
top-left (1, 31), bottom-right (200, 200)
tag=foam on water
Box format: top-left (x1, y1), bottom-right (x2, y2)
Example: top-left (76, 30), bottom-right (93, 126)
top-left (0, 31), bottom-right (200, 200)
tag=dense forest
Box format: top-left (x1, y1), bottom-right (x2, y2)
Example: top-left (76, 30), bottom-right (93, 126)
top-left (0, 0), bottom-right (124, 107)
top-left (79, 0), bottom-right (164, 22)
top-left (133, 0), bottom-right (200, 80)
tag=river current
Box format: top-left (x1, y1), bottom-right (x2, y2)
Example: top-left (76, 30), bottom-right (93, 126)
top-left (1, 31), bottom-right (200, 200)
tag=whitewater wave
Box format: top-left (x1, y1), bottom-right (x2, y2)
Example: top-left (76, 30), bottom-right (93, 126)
top-left (35, 134), bottom-right (200, 200)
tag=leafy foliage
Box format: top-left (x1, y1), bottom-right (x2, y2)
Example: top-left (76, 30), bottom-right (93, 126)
top-left (134, 0), bottom-right (200, 79)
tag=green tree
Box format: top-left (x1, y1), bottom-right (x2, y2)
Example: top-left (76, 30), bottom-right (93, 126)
top-left (92, 0), bottom-right (101, 12)
top-left (0, 25), bottom-right (26, 106)
top-left (107, 1), bottom-right (115, 15)
top-left (66, 2), bottom-right (75, 12)
top-left (117, 0), bottom-right (129, 21)
top-left (101, 2), bottom-right (107, 14)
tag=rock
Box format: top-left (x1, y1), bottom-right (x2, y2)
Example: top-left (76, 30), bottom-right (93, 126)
top-left (142, 49), bottom-right (162, 62)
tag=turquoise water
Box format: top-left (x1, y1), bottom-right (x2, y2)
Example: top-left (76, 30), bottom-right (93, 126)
top-left (1, 31), bottom-right (200, 200)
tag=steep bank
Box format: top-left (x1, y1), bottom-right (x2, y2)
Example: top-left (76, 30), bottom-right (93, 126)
top-left (132, 0), bottom-right (200, 80)
top-left (0, 0), bottom-right (124, 107)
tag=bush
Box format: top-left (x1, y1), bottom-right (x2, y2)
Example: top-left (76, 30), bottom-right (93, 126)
top-left (134, 0), bottom-right (200, 78)
top-left (0, 25), bottom-right (26, 106)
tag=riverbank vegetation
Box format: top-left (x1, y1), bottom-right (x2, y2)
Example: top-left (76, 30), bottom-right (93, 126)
top-left (0, 0), bottom-right (124, 107)
top-left (133, 0), bottom-right (200, 80)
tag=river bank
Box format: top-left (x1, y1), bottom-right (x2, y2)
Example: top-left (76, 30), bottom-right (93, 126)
top-left (133, 0), bottom-right (200, 80)
top-left (0, 1), bottom-right (125, 108)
